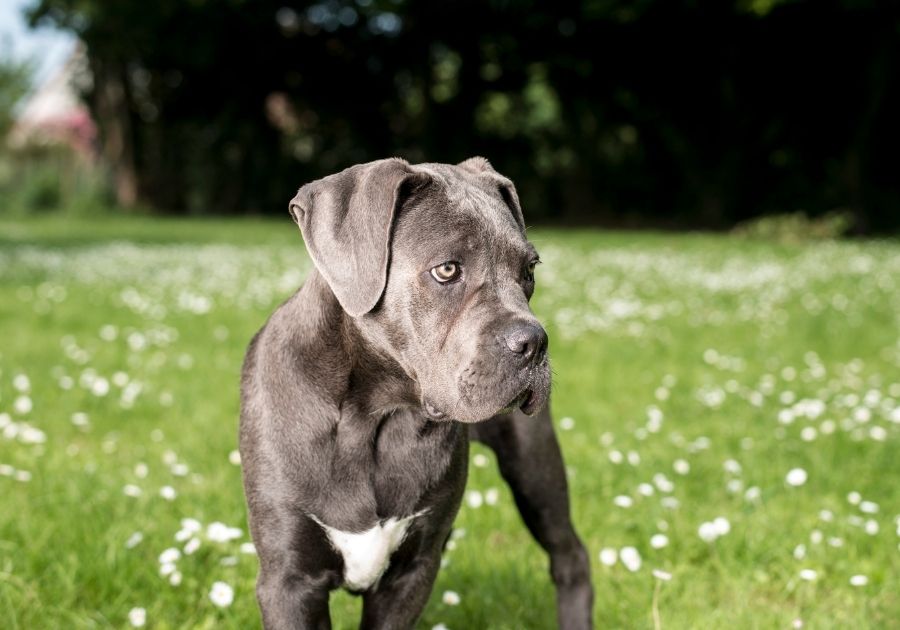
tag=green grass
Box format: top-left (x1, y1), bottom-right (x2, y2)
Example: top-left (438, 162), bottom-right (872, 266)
top-left (1, 217), bottom-right (898, 629)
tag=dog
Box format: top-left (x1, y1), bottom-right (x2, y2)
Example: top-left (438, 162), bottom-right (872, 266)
top-left (239, 157), bottom-right (593, 629)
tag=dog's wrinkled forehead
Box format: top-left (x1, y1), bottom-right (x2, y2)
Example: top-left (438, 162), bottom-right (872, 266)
top-left (394, 162), bottom-right (527, 255)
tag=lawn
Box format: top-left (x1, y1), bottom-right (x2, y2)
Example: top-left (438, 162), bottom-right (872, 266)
top-left (0, 216), bottom-right (898, 629)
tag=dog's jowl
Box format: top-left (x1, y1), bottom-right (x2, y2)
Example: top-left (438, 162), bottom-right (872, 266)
top-left (239, 157), bottom-right (593, 629)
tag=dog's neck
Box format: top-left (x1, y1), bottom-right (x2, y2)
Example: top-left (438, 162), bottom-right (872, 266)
top-left (299, 270), bottom-right (422, 419)
top-left (342, 320), bottom-right (422, 419)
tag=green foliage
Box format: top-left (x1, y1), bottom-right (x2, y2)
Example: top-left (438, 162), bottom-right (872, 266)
top-left (19, 1), bottom-right (900, 231)
top-left (18, 162), bottom-right (61, 210)
top-left (733, 211), bottom-right (855, 243)
top-left (0, 145), bottom-right (115, 217)
top-left (476, 65), bottom-right (562, 139)
top-left (0, 48), bottom-right (33, 139)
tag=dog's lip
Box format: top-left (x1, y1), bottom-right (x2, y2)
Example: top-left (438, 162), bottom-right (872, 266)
top-left (518, 389), bottom-right (538, 415)
top-left (495, 388), bottom-right (532, 416)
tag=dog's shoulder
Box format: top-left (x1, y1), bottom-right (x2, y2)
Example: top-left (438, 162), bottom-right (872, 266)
top-left (242, 270), bottom-right (350, 414)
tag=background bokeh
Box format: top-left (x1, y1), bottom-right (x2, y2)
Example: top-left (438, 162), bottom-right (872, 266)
top-left (2, 0), bottom-right (900, 231)
top-left (1, 2), bottom-right (899, 629)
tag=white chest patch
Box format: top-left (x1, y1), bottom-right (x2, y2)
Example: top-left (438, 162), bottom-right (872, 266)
top-left (311, 511), bottom-right (426, 591)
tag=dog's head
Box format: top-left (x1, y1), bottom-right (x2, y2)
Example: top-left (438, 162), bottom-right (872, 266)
top-left (289, 157), bottom-right (549, 423)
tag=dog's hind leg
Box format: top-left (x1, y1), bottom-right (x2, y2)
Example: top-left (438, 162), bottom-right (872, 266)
top-left (469, 405), bottom-right (594, 630)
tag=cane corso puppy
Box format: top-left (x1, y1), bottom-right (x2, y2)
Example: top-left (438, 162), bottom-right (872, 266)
top-left (239, 157), bottom-right (593, 629)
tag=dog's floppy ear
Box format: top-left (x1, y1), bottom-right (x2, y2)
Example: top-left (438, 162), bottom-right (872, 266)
top-left (457, 156), bottom-right (525, 231)
top-left (289, 158), bottom-right (425, 317)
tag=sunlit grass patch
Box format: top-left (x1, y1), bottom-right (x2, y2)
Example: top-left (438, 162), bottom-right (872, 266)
top-left (1, 218), bottom-right (898, 628)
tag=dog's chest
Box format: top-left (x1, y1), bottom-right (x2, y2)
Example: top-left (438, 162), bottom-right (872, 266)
top-left (368, 411), bottom-right (464, 514)
top-left (308, 413), bottom-right (466, 591)
top-left (312, 512), bottom-right (425, 591)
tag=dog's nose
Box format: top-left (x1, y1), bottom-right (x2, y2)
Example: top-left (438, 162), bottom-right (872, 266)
top-left (503, 322), bottom-right (548, 365)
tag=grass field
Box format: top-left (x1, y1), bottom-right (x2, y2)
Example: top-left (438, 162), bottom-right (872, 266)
top-left (1, 216), bottom-right (898, 629)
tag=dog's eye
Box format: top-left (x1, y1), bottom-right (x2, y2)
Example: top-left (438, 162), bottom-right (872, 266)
top-left (526, 258), bottom-right (540, 280)
top-left (431, 262), bottom-right (461, 283)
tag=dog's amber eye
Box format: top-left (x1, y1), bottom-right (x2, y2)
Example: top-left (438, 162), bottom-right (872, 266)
top-left (431, 262), bottom-right (460, 283)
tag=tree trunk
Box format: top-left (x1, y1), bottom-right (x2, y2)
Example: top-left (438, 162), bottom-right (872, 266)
top-left (92, 58), bottom-right (138, 207)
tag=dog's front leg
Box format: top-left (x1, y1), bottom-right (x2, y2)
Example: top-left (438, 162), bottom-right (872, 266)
top-left (255, 563), bottom-right (333, 630)
top-left (359, 553), bottom-right (442, 630)
top-left (248, 508), bottom-right (341, 630)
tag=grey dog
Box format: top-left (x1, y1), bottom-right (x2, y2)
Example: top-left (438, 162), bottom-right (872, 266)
top-left (239, 157), bottom-right (593, 629)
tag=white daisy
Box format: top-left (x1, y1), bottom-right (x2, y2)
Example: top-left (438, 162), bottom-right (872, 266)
top-left (598, 548), bottom-right (617, 567)
top-left (128, 607), bottom-right (146, 627)
top-left (698, 521), bottom-right (718, 543)
top-left (712, 517), bottom-right (731, 536)
top-left (184, 537), bottom-right (201, 555)
top-left (159, 485), bottom-right (177, 501)
top-left (619, 546), bottom-right (641, 572)
top-left (158, 547), bottom-right (181, 564)
top-left (613, 495), bottom-right (633, 508)
top-left (13, 396), bottom-right (32, 415)
top-left (209, 581), bottom-right (234, 607)
top-left (744, 486), bottom-right (761, 502)
top-left (859, 501), bottom-right (879, 514)
top-left (785, 468), bottom-right (808, 487)
top-left (12, 374), bottom-right (30, 392)
top-left (442, 590), bottom-right (461, 606)
top-left (650, 534), bottom-right (669, 549)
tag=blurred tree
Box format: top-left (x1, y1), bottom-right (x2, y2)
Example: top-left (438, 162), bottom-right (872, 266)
top-left (0, 47), bottom-right (33, 140)
top-left (25, 0), bottom-right (900, 230)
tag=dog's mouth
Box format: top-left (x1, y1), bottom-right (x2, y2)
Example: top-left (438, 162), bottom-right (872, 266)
top-left (424, 388), bottom-right (536, 422)
top-left (423, 355), bottom-right (550, 422)
top-left (424, 386), bottom-right (537, 420)
top-left (518, 388), bottom-right (539, 415)
top-left (500, 387), bottom-right (538, 416)
top-left (497, 387), bottom-right (534, 414)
